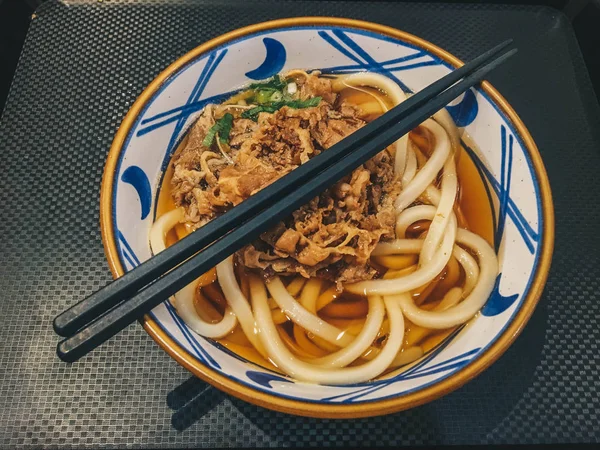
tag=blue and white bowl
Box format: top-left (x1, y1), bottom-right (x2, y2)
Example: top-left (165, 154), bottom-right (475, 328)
top-left (100, 18), bottom-right (554, 417)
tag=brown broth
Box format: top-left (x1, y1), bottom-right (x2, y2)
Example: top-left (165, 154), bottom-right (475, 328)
top-left (456, 134), bottom-right (495, 246)
top-left (338, 85), bottom-right (394, 121)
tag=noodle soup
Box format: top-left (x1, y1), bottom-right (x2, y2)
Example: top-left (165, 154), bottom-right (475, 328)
top-left (150, 70), bottom-right (498, 383)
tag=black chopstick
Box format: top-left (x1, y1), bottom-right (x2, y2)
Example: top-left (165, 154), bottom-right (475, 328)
top-left (56, 46), bottom-right (517, 362)
top-left (53, 39), bottom-right (513, 338)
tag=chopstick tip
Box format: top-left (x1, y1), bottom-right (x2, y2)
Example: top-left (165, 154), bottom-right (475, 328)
top-left (53, 315), bottom-right (69, 337)
top-left (56, 340), bottom-right (78, 363)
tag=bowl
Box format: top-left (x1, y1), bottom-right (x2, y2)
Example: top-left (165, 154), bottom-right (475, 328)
top-left (99, 17), bottom-right (554, 418)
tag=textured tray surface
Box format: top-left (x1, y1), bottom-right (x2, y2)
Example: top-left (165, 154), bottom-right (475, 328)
top-left (0, 0), bottom-right (599, 447)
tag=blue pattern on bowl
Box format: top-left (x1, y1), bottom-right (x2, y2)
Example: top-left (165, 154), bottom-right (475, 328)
top-left (245, 37), bottom-right (287, 79)
top-left (120, 166), bottom-right (151, 220)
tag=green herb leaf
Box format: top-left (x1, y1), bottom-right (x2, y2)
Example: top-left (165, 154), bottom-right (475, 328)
top-left (248, 75), bottom-right (288, 91)
top-left (247, 75), bottom-right (292, 105)
top-left (240, 105), bottom-right (279, 121)
top-left (269, 91), bottom-right (283, 102)
top-left (217, 113), bottom-right (234, 144)
top-left (202, 113), bottom-right (234, 147)
top-left (254, 89), bottom-right (275, 104)
top-left (241, 96), bottom-right (322, 121)
top-left (284, 97), bottom-right (322, 109)
top-left (202, 127), bottom-right (218, 147)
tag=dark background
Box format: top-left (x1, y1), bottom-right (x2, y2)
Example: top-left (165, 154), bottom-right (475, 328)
top-left (1, 0), bottom-right (599, 112)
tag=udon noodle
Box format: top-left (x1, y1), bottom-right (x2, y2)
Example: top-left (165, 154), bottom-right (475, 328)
top-left (149, 70), bottom-right (498, 384)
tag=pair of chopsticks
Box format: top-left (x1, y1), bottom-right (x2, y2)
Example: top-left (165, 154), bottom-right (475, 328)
top-left (54, 40), bottom-right (517, 362)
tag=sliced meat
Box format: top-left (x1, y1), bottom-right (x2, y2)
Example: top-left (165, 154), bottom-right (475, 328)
top-left (170, 72), bottom-right (401, 285)
top-left (297, 73), bottom-right (337, 104)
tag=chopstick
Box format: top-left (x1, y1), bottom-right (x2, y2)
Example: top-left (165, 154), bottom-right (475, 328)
top-left (54, 39), bottom-right (514, 338)
top-left (55, 43), bottom-right (517, 362)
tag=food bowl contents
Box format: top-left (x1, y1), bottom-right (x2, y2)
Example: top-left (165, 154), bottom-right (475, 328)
top-left (149, 70), bottom-right (499, 384)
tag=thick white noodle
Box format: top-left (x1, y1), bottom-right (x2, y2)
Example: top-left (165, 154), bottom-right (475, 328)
top-left (149, 208), bottom-right (237, 338)
top-left (421, 185), bottom-right (442, 206)
top-left (167, 282), bottom-right (237, 338)
top-left (216, 256), bottom-right (266, 355)
top-left (401, 144), bottom-right (417, 188)
top-left (149, 207), bottom-right (184, 256)
top-left (394, 119), bottom-right (451, 211)
top-left (453, 245), bottom-right (480, 295)
top-left (394, 228), bottom-right (498, 329)
top-left (377, 198), bottom-right (481, 285)
top-left (373, 240), bottom-right (480, 297)
top-left (266, 277), bottom-right (353, 347)
top-left (420, 151), bottom-right (458, 264)
top-left (340, 81), bottom-right (388, 112)
top-left (396, 205), bottom-right (437, 238)
top-left (252, 277), bottom-right (406, 384)
top-left (338, 72), bottom-right (409, 178)
top-left (299, 278), bottom-right (321, 313)
top-left (311, 296), bottom-right (385, 368)
top-left (401, 94), bottom-right (461, 155)
top-left (436, 287), bottom-right (464, 311)
top-left (346, 215), bottom-right (457, 296)
top-left (433, 108), bottom-right (461, 152)
top-left (372, 239), bottom-right (424, 256)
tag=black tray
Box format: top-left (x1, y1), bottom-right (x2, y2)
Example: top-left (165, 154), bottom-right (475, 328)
top-left (1, 0), bottom-right (599, 447)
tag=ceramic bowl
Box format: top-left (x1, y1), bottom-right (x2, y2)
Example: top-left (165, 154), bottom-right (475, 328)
top-left (100, 18), bottom-right (554, 418)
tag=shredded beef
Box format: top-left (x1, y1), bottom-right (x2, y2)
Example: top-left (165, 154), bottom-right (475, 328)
top-left (170, 72), bottom-right (401, 285)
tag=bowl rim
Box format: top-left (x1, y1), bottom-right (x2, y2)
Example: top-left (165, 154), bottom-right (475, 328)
top-left (99, 17), bottom-right (555, 418)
